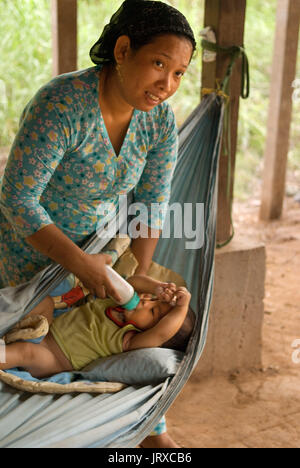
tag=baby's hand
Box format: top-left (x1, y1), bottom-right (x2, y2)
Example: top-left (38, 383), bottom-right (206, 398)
top-left (155, 282), bottom-right (177, 304)
top-left (174, 287), bottom-right (191, 307)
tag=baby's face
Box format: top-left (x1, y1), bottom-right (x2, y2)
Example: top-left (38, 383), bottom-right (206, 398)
top-left (123, 293), bottom-right (173, 330)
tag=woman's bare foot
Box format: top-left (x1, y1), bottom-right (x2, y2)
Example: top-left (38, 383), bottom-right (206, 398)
top-left (140, 432), bottom-right (180, 448)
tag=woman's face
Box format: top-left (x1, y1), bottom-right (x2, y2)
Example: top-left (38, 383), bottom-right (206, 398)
top-left (114, 34), bottom-right (193, 112)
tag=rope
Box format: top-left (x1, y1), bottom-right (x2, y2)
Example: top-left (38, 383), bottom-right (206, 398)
top-left (201, 80), bottom-right (230, 103)
top-left (201, 39), bottom-right (250, 99)
top-left (201, 38), bottom-right (250, 249)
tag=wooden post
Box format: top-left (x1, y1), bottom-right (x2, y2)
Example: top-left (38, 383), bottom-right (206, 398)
top-left (201, 0), bottom-right (247, 245)
top-left (260, 0), bottom-right (300, 221)
top-left (51, 0), bottom-right (78, 76)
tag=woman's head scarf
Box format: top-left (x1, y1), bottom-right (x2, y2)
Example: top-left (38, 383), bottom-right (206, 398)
top-left (90, 0), bottom-right (196, 64)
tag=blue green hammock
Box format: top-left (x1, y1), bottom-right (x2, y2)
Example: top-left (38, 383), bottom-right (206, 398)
top-left (0, 93), bottom-right (224, 448)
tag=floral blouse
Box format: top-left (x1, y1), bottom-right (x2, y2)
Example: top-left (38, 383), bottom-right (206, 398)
top-left (0, 66), bottom-right (178, 286)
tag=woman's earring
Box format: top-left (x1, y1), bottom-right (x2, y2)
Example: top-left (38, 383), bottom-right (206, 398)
top-left (116, 63), bottom-right (124, 84)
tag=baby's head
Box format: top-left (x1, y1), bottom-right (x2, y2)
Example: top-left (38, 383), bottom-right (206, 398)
top-left (123, 293), bottom-right (172, 330)
top-left (123, 293), bottom-right (195, 352)
top-left (162, 306), bottom-right (195, 352)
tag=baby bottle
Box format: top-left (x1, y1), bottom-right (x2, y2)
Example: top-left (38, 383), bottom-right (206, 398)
top-left (105, 265), bottom-right (140, 310)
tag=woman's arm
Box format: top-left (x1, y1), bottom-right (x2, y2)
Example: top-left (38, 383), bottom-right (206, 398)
top-left (132, 103), bottom-right (178, 264)
top-left (127, 273), bottom-right (165, 295)
top-left (127, 274), bottom-right (177, 305)
top-left (0, 84), bottom-right (71, 240)
top-left (26, 224), bottom-right (87, 275)
top-left (26, 224), bottom-right (122, 301)
top-left (130, 224), bottom-right (161, 275)
top-left (130, 106), bottom-right (178, 275)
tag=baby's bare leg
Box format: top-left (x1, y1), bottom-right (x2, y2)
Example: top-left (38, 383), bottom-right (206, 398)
top-left (0, 342), bottom-right (26, 371)
top-left (0, 340), bottom-right (69, 379)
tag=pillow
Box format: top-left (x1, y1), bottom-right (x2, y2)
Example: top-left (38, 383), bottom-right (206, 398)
top-left (77, 348), bottom-right (184, 386)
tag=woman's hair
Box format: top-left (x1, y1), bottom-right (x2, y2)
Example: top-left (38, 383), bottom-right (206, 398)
top-left (162, 306), bottom-right (195, 353)
top-left (90, 0), bottom-right (196, 65)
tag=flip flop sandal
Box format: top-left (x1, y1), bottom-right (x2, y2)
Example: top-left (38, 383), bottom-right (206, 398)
top-left (4, 315), bottom-right (49, 344)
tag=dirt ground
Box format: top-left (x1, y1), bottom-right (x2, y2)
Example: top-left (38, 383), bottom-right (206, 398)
top-left (1, 148), bottom-right (299, 448)
top-left (167, 194), bottom-right (300, 448)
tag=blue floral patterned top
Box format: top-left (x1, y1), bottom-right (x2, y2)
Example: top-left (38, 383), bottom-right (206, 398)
top-left (0, 66), bottom-right (178, 287)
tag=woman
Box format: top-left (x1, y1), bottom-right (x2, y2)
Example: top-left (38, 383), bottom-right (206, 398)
top-left (0, 0), bottom-right (196, 447)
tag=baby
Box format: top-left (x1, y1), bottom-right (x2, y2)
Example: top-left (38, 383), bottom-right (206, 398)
top-left (0, 275), bottom-right (194, 379)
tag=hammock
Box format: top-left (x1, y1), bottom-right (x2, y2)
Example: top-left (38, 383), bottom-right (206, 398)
top-left (0, 93), bottom-right (224, 448)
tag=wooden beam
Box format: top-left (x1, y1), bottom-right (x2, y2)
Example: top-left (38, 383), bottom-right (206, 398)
top-left (260, 0), bottom-right (300, 220)
top-left (51, 0), bottom-right (77, 76)
top-left (202, 0), bottom-right (247, 245)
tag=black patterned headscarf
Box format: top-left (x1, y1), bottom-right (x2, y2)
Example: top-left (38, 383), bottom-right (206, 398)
top-left (90, 0), bottom-right (196, 64)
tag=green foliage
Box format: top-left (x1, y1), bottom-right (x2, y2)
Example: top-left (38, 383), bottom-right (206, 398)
top-left (0, 0), bottom-right (52, 144)
top-left (0, 0), bottom-right (299, 200)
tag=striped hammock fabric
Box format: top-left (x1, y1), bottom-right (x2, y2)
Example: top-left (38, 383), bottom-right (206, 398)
top-left (0, 94), bottom-right (224, 448)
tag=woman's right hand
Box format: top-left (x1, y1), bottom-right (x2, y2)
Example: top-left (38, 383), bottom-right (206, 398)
top-left (74, 253), bottom-right (122, 302)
